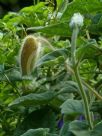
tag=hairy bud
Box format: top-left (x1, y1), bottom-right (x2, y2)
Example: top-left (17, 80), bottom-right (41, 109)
top-left (69, 13), bottom-right (84, 28)
top-left (20, 35), bottom-right (41, 76)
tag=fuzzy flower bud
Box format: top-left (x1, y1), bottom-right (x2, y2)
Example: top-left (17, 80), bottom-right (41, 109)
top-left (69, 13), bottom-right (84, 28)
top-left (19, 35), bottom-right (41, 76)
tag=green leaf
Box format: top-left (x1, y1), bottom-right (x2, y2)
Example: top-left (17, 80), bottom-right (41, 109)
top-left (9, 91), bottom-right (56, 108)
top-left (88, 13), bottom-right (102, 35)
top-left (61, 0), bottom-right (102, 21)
top-left (47, 134), bottom-right (58, 136)
top-left (88, 24), bottom-right (102, 35)
top-left (20, 2), bottom-right (45, 13)
top-left (27, 22), bottom-right (71, 36)
top-left (18, 2), bottom-right (48, 27)
top-left (57, 81), bottom-right (79, 94)
top-left (37, 48), bottom-right (68, 67)
top-left (68, 120), bottom-right (90, 136)
top-left (21, 128), bottom-right (49, 136)
top-left (60, 122), bottom-right (72, 136)
top-left (91, 101), bottom-right (102, 113)
top-left (60, 99), bottom-right (84, 115)
top-left (91, 121), bottom-right (102, 136)
top-left (0, 64), bottom-right (4, 73)
top-left (76, 40), bottom-right (102, 60)
top-left (38, 56), bottom-right (65, 67)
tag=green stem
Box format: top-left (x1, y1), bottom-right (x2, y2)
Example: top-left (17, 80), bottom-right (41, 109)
top-left (74, 67), bottom-right (93, 129)
top-left (71, 26), bottom-right (79, 66)
top-left (71, 26), bottom-right (93, 129)
top-left (82, 80), bottom-right (102, 100)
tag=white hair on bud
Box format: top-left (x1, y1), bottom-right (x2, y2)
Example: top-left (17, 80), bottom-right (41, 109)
top-left (19, 35), bottom-right (54, 76)
top-left (19, 35), bottom-right (41, 76)
top-left (69, 13), bottom-right (84, 28)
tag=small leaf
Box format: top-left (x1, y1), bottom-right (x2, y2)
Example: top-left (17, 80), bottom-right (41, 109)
top-left (0, 64), bottom-right (4, 73)
top-left (60, 122), bottom-right (71, 136)
top-left (69, 120), bottom-right (90, 136)
top-left (58, 81), bottom-right (79, 94)
top-left (37, 48), bottom-right (68, 67)
top-left (60, 99), bottom-right (84, 115)
top-left (91, 121), bottom-right (102, 136)
top-left (76, 40), bottom-right (102, 60)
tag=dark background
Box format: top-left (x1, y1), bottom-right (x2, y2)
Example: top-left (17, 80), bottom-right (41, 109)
top-left (0, 0), bottom-right (34, 18)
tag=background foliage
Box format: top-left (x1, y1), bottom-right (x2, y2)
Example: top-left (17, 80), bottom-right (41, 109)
top-left (0, 0), bottom-right (102, 136)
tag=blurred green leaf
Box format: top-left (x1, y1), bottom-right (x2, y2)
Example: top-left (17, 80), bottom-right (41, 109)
top-left (76, 40), bottom-right (102, 60)
top-left (21, 128), bottom-right (49, 136)
top-left (68, 120), bottom-right (90, 136)
top-left (91, 121), bottom-right (102, 136)
top-left (60, 99), bottom-right (83, 115)
top-left (0, 64), bottom-right (4, 73)
top-left (37, 48), bottom-right (68, 67)
top-left (61, 0), bottom-right (102, 21)
top-left (9, 91), bottom-right (56, 108)
top-left (27, 22), bottom-right (71, 36)
top-left (60, 122), bottom-right (71, 136)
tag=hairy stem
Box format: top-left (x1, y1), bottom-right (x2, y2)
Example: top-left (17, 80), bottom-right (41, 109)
top-left (71, 26), bottom-right (79, 66)
top-left (71, 26), bottom-right (93, 129)
top-left (74, 67), bottom-right (93, 129)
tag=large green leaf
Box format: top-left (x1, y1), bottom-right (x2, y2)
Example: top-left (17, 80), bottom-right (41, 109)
top-left (68, 120), bottom-right (90, 136)
top-left (60, 99), bottom-right (84, 115)
top-left (21, 128), bottom-right (58, 136)
top-left (9, 91), bottom-right (56, 108)
top-left (61, 0), bottom-right (102, 21)
top-left (27, 22), bottom-right (71, 36)
top-left (21, 128), bottom-right (49, 136)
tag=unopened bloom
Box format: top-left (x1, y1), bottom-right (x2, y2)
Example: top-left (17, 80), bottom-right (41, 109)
top-left (19, 35), bottom-right (41, 76)
top-left (69, 13), bottom-right (84, 28)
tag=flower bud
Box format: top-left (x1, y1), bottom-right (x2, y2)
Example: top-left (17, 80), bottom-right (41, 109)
top-left (69, 13), bottom-right (84, 28)
top-left (20, 35), bottom-right (41, 76)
